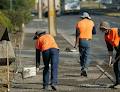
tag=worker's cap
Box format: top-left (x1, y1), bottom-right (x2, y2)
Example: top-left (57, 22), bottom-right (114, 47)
top-left (81, 12), bottom-right (91, 19)
top-left (100, 21), bottom-right (110, 30)
top-left (33, 31), bottom-right (46, 40)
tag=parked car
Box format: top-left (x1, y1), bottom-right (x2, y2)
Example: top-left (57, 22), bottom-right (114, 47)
top-left (65, 1), bottom-right (80, 11)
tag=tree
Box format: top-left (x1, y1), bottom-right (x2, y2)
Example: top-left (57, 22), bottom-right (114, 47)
top-left (0, 0), bottom-right (10, 9)
top-left (0, 0), bottom-right (35, 32)
top-left (0, 11), bottom-right (13, 31)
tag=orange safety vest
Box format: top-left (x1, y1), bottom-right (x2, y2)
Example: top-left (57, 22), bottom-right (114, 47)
top-left (105, 28), bottom-right (120, 47)
top-left (35, 34), bottom-right (59, 51)
top-left (76, 19), bottom-right (94, 39)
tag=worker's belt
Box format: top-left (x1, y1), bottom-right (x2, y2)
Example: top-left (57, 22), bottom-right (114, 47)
top-left (79, 38), bottom-right (91, 40)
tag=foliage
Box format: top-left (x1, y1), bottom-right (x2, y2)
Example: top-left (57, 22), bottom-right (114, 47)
top-left (0, 0), bottom-right (35, 32)
top-left (0, 0), bottom-right (10, 9)
top-left (13, 0), bottom-right (35, 10)
top-left (0, 0), bottom-right (35, 10)
top-left (0, 11), bottom-right (13, 32)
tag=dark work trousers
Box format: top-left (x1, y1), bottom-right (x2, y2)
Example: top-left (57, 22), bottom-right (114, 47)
top-left (42, 48), bottom-right (59, 87)
top-left (36, 49), bottom-right (41, 68)
top-left (79, 39), bottom-right (90, 72)
top-left (114, 44), bottom-right (120, 84)
top-left (106, 41), bottom-right (120, 84)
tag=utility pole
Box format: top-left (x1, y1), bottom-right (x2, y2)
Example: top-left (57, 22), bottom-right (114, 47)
top-left (38, 0), bottom-right (42, 19)
top-left (10, 0), bottom-right (12, 11)
top-left (48, 0), bottom-right (57, 36)
top-left (61, 0), bottom-right (65, 14)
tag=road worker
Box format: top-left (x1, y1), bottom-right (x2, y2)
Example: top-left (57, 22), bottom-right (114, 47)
top-left (100, 21), bottom-right (120, 88)
top-left (33, 31), bottom-right (59, 91)
top-left (74, 12), bottom-right (96, 77)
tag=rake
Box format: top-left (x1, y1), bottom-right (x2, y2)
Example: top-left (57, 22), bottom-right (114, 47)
top-left (79, 64), bottom-right (114, 88)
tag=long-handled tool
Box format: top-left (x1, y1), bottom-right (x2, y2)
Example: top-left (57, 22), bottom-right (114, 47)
top-left (96, 54), bottom-right (120, 83)
top-left (96, 54), bottom-right (120, 82)
top-left (93, 65), bottom-right (110, 84)
top-left (94, 56), bottom-right (113, 83)
top-left (96, 65), bottom-right (115, 83)
top-left (79, 64), bottom-right (114, 88)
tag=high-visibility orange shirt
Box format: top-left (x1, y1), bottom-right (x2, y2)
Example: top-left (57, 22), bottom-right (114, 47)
top-left (105, 28), bottom-right (120, 47)
top-left (35, 34), bottom-right (59, 51)
top-left (76, 19), bottom-right (94, 39)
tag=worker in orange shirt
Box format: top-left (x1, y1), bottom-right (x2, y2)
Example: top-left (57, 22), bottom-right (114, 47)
top-left (33, 31), bottom-right (59, 91)
top-left (74, 12), bottom-right (96, 77)
top-left (100, 21), bottom-right (120, 89)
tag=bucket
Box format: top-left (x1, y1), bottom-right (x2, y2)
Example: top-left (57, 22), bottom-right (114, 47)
top-left (22, 66), bottom-right (36, 79)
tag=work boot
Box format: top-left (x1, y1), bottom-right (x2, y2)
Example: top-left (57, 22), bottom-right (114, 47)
top-left (43, 86), bottom-right (48, 90)
top-left (114, 84), bottom-right (120, 89)
top-left (109, 83), bottom-right (118, 88)
top-left (109, 83), bottom-right (120, 89)
top-left (2, 84), bottom-right (8, 88)
top-left (81, 70), bottom-right (87, 77)
top-left (51, 85), bottom-right (57, 91)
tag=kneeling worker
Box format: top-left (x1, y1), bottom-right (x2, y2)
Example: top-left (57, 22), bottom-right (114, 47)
top-left (33, 31), bottom-right (59, 91)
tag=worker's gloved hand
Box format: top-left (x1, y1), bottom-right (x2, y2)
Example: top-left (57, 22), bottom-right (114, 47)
top-left (108, 51), bottom-right (113, 66)
top-left (108, 56), bottom-right (114, 67)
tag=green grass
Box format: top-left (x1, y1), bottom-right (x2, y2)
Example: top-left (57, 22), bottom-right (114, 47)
top-left (80, 1), bottom-right (120, 17)
top-left (80, 1), bottom-right (102, 9)
top-left (106, 13), bottom-right (120, 17)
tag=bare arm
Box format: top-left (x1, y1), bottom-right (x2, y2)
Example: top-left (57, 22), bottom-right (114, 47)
top-left (92, 26), bottom-right (96, 35)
